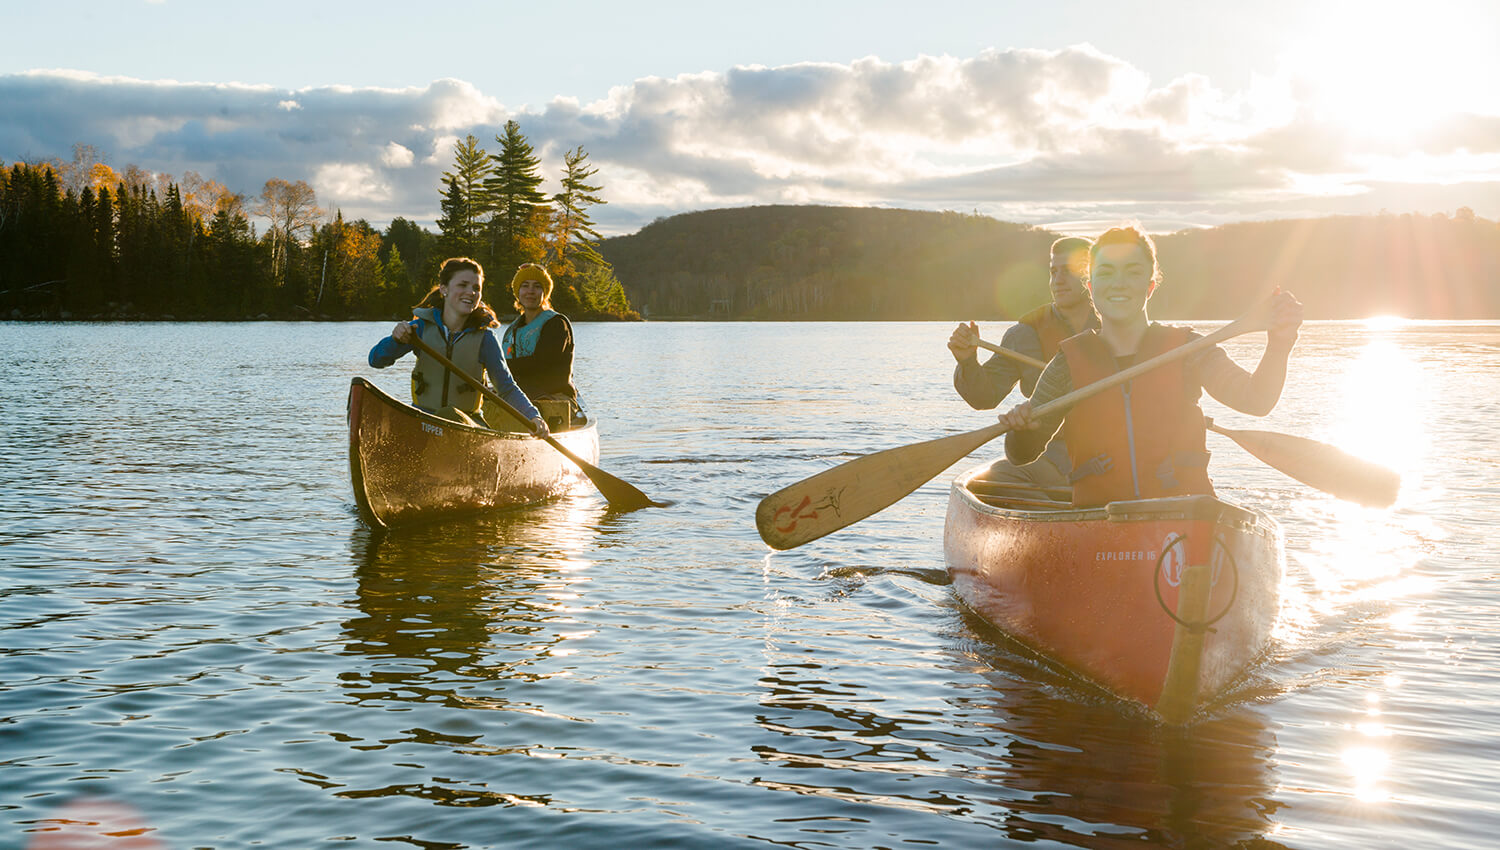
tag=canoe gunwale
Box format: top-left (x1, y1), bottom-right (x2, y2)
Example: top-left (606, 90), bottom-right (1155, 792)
top-left (349, 376), bottom-right (591, 440)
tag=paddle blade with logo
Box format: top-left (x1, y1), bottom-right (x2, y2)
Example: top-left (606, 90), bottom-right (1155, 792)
top-left (755, 423), bottom-right (1008, 549)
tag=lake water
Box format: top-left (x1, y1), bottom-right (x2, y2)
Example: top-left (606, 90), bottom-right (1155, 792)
top-left (2, 319), bottom-right (1497, 849)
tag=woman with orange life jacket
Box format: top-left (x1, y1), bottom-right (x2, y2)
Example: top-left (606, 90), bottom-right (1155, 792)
top-left (368, 257), bottom-right (548, 436)
top-left (999, 225), bottom-right (1303, 507)
top-left (502, 264), bottom-right (580, 428)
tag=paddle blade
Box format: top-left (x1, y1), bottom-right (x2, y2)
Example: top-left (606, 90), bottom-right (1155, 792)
top-left (1210, 424), bottom-right (1400, 508)
top-left (544, 435), bottom-right (663, 512)
top-left (756, 423), bottom-right (1007, 549)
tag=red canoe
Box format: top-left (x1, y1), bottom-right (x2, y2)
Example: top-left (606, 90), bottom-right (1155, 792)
top-left (944, 465), bottom-right (1283, 723)
top-left (347, 377), bottom-right (600, 528)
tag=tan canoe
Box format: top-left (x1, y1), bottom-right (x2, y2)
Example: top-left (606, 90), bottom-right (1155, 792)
top-left (347, 377), bottom-right (599, 528)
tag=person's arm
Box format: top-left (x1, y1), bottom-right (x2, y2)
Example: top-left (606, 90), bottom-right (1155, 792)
top-left (953, 322), bottom-right (1038, 409)
top-left (1197, 290), bottom-right (1303, 416)
top-left (479, 332), bottom-right (546, 430)
top-left (368, 318), bottom-right (420, 367)
top-left (1002, 353), bottom-right (1073, 465)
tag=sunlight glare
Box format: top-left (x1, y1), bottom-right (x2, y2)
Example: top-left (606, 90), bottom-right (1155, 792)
top-left (1323, 337), bottom-right (1426, 483)
top-left (1362, 315), bottom-right (1407, 330)
top-left (1278, 1), bottom-right (1496, 142)
top-left (1342, 744), bottom-right (1390, 802)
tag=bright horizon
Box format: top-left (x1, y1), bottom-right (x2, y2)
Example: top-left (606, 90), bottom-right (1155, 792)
top-left (4, 0), bottom-right (1498, 237)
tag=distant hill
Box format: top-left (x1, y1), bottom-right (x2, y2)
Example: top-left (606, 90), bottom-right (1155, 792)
top-left (601, 205), bottom-right (1500, 320)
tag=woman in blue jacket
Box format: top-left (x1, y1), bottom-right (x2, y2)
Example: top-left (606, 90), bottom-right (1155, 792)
top-left (369, 257), bottom-right (548, 435)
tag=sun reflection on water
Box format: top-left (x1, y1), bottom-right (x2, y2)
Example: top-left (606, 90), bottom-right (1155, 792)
top-left (1321, 331), bottom-right (1429, 490)
top-left (1271, 325), bottom-right (1432, 666)
top-left (1342, 691), bottom-right (1394, 803)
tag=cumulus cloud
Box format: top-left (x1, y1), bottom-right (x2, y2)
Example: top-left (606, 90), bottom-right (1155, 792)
top-left (381, 142), bottom-right (414, 168)
top-left (2, 50), bottom-right (1495, 236)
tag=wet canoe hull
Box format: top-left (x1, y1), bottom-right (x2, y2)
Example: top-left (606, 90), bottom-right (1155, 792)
top-left (348, 377), bottom-right (600, 528)
top-left (943, 466), bottom-right (1283, 722)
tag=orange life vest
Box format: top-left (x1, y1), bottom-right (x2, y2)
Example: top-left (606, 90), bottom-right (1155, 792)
top-left (1016, 304), bottom-right (1086, 395)
top-left (1060, 324), bottom-right (1213, 507)
top-left (1016, 303), bottom-right (1076, 361)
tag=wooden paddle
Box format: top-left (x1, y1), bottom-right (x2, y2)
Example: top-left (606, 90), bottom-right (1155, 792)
top-left (755, 313), bottom-right (1266, 550)
top-left (406, 332), bottom-right (662, 511)
top-left (975, 339), bottom-right (1048, 371)
top-left (1207, 419), bottom-right (1399, 508)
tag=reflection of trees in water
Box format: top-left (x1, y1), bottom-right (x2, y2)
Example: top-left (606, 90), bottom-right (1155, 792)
top-left (321, 502), bottom-right (605, 811)
top-left (751, 606), bottom-right (1283, 848)
top-left (342, 500), bottom-right (603, 711)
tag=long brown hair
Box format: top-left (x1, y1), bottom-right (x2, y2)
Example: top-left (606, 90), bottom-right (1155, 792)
top-left (413, 257), bottom-right (498, 329)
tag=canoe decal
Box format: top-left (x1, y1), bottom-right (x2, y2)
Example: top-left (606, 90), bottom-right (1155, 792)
top-left (1095, 548), bottom-right (1161, 563)
top-left (1152, 532), bottom-right (1242, 631)
top-left (773, 487), bottom-right (846, 534)
top-left (1159, 533), bottom-right (1187, 586)
top-left (422, 421), bottom-right (444, 436)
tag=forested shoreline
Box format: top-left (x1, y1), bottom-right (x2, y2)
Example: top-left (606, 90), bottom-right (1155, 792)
top-left (4, 139), bottom-right (1497, 322)
top-left (0, 128), bottom-right (638, 323)
top-left (604, 205), bottom-right (1500, 321)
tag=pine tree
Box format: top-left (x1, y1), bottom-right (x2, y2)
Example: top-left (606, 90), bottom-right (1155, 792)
top-left (484, 120), bottom-right (547, 272)
top-left (436, 134), bottom-right (492, 260)
top-left (550, 145), bottom-right (608, 277)
top-left (435, 175), bottom-right (471, 259)
top-left (383, 244), bottom-right (410, 315)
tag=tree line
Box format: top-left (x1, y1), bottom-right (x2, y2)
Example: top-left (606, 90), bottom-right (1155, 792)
top-left (6, 138), bottom-right (1497, 322)
top-left (0, 132), bottom-right (640, 321)
top-left (603, 205), bottom-right (1500, 320)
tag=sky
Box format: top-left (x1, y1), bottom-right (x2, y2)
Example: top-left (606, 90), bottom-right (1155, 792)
top-left (4, 0), bottom-right (1498, 236)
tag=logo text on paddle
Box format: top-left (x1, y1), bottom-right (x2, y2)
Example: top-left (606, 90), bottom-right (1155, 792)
top-left (773, 487), bottom-right (845, 534)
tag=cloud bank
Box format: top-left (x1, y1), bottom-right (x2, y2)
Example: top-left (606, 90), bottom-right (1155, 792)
top-left (4, 47), bottom-right (1496, 236)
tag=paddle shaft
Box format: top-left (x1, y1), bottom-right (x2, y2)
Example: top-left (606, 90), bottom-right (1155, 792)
top-left (756, 315), bottom-right (1262, 549)
top-left (404, 329), bottom-right (660, 511)
top-left (975, 339), bottom-right (1047, 371)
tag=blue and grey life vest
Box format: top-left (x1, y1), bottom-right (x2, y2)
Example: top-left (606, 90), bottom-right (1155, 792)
top-left (503, 309), bottom-right (559, 358)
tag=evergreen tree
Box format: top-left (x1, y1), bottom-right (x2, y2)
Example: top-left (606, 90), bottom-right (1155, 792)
top-left (383, 244), bottom-right (410, 315)
top-left (381, 217), bottom-right (434, 305)
top-left (436, 134), bottom-right (492, 260)
top-left (550, 145), bottom-right (608, 276)
top-left (92, 184), bottom-right (118, 307)
top-left (484, 120), bottom-right (547, 272)
top-left (435, 175), bottom-right (473, 260)
top-left (577, 261), bottom-right (636, 318)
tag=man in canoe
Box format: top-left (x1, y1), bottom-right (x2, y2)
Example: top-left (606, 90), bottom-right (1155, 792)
top-left (947, 236), bottom-right (1100, 491)
top-left (503, 263), bottom-right (580, 430)
top-left (998, 224), bottom-right (1303, 507)
top-left (369, 257), bottom-right (549, 436)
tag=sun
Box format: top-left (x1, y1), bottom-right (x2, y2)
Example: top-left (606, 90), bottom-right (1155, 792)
top-left (1362, 315), bottom-right (1407, 330)
top-left (1277, 1), bottom-right (1496, 142)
